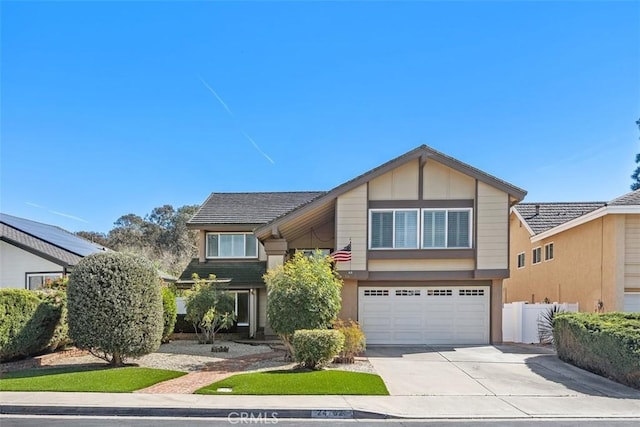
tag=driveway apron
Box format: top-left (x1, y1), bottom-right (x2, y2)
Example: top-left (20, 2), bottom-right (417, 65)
top-left (365, 344), bottom-right (640, 399)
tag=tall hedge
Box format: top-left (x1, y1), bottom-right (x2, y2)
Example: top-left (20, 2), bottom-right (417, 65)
top-left (554, 312), bottom-right (640, 389)
top-left (161, 286), bottom-right (177, 342)
top-left (0, 289), bottom-right (68, 362)
top-left (67, 252), bottom-right (163, 366)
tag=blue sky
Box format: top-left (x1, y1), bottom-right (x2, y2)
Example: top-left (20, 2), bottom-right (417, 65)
top-left (1, 1), bottom-right (639, 233)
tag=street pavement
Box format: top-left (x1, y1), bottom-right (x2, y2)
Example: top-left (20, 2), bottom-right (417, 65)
top-left (1, 344), bottom-right (639, 420)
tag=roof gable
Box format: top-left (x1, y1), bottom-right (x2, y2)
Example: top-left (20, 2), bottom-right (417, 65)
top-left (188, 192), bottom-right (326, 227)
top-left (255, 144), bottom-right (527, 237)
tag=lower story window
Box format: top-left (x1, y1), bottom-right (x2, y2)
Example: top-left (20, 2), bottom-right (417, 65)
top-left (26, 272), bottom-right (63, 290)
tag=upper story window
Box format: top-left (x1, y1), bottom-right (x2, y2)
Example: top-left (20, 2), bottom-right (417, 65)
top-left (369, 208), bottom-right (472, 250)
top-left (369, 209), bottom-right (419, 249)
top-left (206, 233), bottom-right (258, 258)
top-left (532, 247), bottom-right (542, 264)
top-left (544, 243), bottom-right (554, 261)
top-left (422, 209), bottom-right (471, 249)
top-left (517, 252), bottom-right (525, 269)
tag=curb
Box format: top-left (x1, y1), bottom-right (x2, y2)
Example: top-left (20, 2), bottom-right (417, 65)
top-left (0, 405), bottom-right (391, 420)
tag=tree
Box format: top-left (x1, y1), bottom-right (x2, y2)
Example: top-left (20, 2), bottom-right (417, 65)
top-left (74, 231), bottom-right (109, 247)
top-left (67, 252), bottom-right (163, 366)
top-left (184, 274), bottom-right (236, 344)
top-left (161, 286), bottom-right (178, 343)
top-left (264, 251), bottom-right (343, 357)
top-left (77, 204), bottom-right (200, 276)
top-left (631, 118), bottom-right (640, 191)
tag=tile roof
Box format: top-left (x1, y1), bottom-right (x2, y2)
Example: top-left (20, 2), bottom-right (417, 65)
top-left (514, 202), bottom-right (607, 235)
top-left (178, 259), bottom-right (267, 287)
top-left (188, 192), bottom-right (326, 226)
top-left (609, 189), bottom-right (640, 206)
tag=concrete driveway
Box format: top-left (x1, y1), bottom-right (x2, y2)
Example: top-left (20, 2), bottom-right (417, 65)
top-left (365, 344), bottom-right (640, 398)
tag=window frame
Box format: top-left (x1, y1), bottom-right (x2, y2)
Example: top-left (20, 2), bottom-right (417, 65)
top-left (232, 291), bottom-right (250, 326)
top-left (205, 232), bottom-right (258, 259)
top-left (420, 208), bottom-right (473, 249)
top-left (532, 246), bottom-right (542, 265)
top-left (368, 208), bottom-right (420, 250)
top-left (25, 272), bottom-right (63, 290)
top-left (544, 242), bottom-right (554, 262)
top-left (517, 252), bottom-right (526, 269)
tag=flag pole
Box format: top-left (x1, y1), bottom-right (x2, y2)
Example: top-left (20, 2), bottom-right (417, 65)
top-left (349, 237), bottom-right (352, 275)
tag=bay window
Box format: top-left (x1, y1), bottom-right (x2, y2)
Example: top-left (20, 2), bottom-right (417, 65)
top-left (206, 233), bottom-right (258, 258)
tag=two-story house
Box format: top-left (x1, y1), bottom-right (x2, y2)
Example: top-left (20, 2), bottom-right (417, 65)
top-left (504, 189), bottom-right (640, 313)
top-left (181, 145), bottom-right (526, 344)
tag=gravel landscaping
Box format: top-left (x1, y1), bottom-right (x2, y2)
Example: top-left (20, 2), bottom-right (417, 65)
top-left (41, 340), bottom-right (377, 374)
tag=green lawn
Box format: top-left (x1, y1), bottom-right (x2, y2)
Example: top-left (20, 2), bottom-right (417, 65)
top-left (0, 365), bottom-right (185, 392)
top-left (196, 369), bottom-right (389, 395)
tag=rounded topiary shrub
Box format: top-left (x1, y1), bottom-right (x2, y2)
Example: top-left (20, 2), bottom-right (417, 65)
top-left (293, 329), bottom-right (345, 369)
top-left (67, 252), bottom-right (163, 366)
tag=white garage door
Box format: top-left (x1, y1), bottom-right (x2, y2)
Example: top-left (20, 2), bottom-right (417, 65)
top-left (358, 286), bottom-right (490, 345)
top-left (624, 293), bottom-right (640, 312)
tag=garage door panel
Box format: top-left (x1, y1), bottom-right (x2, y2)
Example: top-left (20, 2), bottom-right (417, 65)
top-left (359, 286), bottom-right (489, 345)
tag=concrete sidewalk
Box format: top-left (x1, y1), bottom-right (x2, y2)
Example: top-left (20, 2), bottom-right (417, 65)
top-left (2, 391), bottom-right (640, 419)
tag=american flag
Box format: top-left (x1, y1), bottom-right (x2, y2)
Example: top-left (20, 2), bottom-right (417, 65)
top-left (330, 242), bottom-right (352, 262)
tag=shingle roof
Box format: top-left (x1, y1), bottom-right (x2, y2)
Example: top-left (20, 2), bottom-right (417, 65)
top-left (609, 189), bottom-right (640, 206)
top-left (0, 213), bottom-right (108, 266)
top-left (188, 192), bottom-right (326, 226)
top-left (514, 202), bottom-right (607, 235)
top-left (178, 259), bottom-right (266, 287)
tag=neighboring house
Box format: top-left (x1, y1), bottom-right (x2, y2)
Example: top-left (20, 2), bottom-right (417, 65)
top-left (504, 189), bottom-right (640, 313)
top-left (183, 145), bottom-right (526, 344)
top-left (0, 213), bottom-right (108, 289)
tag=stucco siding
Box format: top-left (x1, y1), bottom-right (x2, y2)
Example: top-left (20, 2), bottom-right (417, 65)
top-left (504, 214), bottom-right (621, 311)
top-left (0, 241), bottom-right (63, 288)
top-left (368, 258), bottom-right (474, 272)
top-left (369, 159), bottom-right (419, 200)
top-left (336, 184), bottom-right (367, 271)
top-left (625, 215), bottom-right (640, 288)
top-left (476, 182), bottom-right (509, 270)
top-left (423, 160), bottom-right (475, 200)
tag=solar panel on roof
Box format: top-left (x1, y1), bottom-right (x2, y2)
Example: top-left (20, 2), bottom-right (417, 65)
top-left (0, 213), bottom-right (106, 257)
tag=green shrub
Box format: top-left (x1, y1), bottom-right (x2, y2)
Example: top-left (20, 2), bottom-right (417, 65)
top-left (161, 286), bottom-right (177, 343)
top-left (67, 252), bottom-right (163, 366)
top-left (265, 252), bottom-right (343, 357)
top-left (0, 289), bottom-right (67, 362)
top-left (554, 312), bottom-right (640, 388)
top-left (184, 274), bottom-right (236, 344)
top-left (293, 329), bottom-right (345, 369)
top-left (333, 319), bottom-right (366, 363)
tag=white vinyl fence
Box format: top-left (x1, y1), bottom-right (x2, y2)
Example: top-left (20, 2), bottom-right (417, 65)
top-left (503, 302), bottom-right (579, 344)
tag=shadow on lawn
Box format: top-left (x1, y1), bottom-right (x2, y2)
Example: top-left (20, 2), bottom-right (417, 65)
top-left (1, 363), bottom-right (109, 380)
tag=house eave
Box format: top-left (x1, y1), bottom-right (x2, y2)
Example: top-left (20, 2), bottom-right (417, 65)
top-left (530, 205), bottom-right (640, 243)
